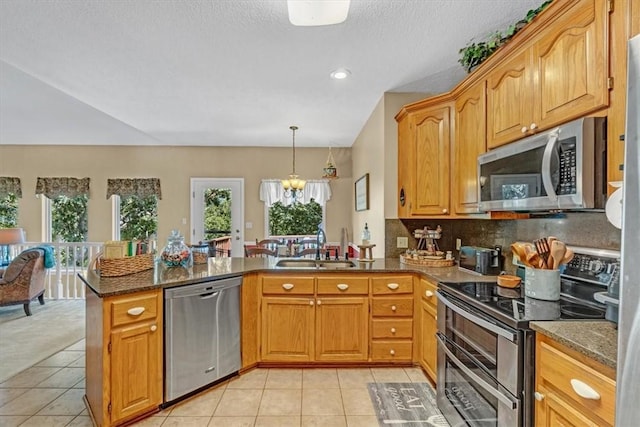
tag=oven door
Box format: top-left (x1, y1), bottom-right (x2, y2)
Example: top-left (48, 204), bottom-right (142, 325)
top-left (436, 290), bottom-right (523, 426)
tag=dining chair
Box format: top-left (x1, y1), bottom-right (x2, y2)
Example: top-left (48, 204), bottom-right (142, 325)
top-left (245, 246), bottom-right (277, 258)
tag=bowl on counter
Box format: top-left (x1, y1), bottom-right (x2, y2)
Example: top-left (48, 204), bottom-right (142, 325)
top-left (497, 274), bottom-right (522, 289)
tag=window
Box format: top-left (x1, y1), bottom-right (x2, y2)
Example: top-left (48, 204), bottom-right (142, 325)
top-left (0, 193), bottom-right (18, 228)
top-left (203, 188), bottom-right (231, 240)
top-left (268, 200), bottom-right (323, 236)
top-left (113, 195), bottom-right (158, 241)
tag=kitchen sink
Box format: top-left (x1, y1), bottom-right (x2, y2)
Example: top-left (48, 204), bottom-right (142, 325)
top-left (274, 259), bottom-right (356, 269)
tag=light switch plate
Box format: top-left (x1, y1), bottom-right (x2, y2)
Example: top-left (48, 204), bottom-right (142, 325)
top-left (397, 237), bottom-right (409, 248)
top-left (456, 238), bottom-right (462, 250)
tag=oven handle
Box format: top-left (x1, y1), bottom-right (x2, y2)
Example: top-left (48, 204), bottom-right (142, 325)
top-left (437, 333), bottom-right (519, 410)
top-left (437, 291), bottom-right (517, 342)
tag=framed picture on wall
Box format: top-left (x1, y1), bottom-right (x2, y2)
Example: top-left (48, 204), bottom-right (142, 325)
top-left (355, 173), bottom-right (369, 211)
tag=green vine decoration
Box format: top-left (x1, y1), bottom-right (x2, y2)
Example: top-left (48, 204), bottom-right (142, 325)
top-left (458, 0), bottom-right (553, 73)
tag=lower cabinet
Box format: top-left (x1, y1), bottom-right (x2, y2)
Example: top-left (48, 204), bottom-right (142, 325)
top-left (418, 278), bottom-right (438, 383)
top-left (260, 274), bottom-right (369, 363)
top-left (534, 334), bottom-right (616, 427)
top-left (86, 289), bottom-right (163, 427)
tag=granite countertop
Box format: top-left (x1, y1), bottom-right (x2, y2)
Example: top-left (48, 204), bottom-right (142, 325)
top-left (530, 320), bottom-right (618, 369)
top-left (79, 257), bottom-right (497, 297)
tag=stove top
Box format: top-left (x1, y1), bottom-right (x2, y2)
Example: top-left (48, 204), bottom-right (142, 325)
top-left (438, 281), bottom-right (606, 329)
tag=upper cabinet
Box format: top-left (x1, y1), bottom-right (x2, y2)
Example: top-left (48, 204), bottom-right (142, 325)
top-left (454, 81), bottom-right (486, 214)
top-left (487, 0), bottom-right (609, 149)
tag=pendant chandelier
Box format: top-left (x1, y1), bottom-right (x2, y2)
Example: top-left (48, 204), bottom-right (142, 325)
top-left (281, 125), bottom-right (306, 201)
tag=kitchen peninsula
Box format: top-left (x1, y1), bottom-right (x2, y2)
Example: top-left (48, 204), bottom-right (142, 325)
top-left (80, 258), bottom-right (618, 427)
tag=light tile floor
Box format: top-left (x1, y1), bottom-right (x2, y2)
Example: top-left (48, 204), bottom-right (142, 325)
top-left (0, 340), bottom-right (435, 427)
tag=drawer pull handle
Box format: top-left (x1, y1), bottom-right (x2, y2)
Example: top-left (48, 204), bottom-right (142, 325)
top-left (391, 305), bottom-right (397, 311)
top-left (387, 283), bottom-right (399, 290)
top-left (391, 327), bottom-right (396, 334)
top-left (570, 379), bottom-right (600, 400)
top-left (390, 349), bottom-right (395, 356)
top-left (425, 290), bottom-right (434, 298)
top-left (127, 307), bottom-right (145, 316)
top-left (534, 391), bottom-right (545, 401)
top-left (337, 284), bottom-right (349, 291)
top-left (150, 325), bottom-right (157, 332)
top-left (282, 283), bottom-right (294, 290)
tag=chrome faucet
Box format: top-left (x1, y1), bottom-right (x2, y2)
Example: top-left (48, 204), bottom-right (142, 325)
top-left (315, 227), bottom-right (326, 260)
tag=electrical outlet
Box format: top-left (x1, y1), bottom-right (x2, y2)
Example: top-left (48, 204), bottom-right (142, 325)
top-left (397, 237), bottom-right (409, 248)
top-left (456, 238), bottom-right (462, 250)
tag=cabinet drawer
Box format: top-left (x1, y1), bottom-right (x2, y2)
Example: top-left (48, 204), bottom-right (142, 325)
top-left (372, 318), bottom-right (413, 339)
top-left (317, 276), bottom-right (369, 295)
top-left (371, 297), bottom-right (413, 317)
top-left (372, 276), bottom-right (413, 295)
top-left (371, 340), bottom-right (413, 360)
top-left (262, 276), bottom-right (315, 295)
top-left (420, 279), bottom-right (437, 307)
top-left (111, 293), bottom-right (158, 328)
top-left (538, 340), bottom-right (616, 425)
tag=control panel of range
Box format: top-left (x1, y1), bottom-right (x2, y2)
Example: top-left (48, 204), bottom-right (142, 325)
top-left (561, 247), bottom-right (620, 287)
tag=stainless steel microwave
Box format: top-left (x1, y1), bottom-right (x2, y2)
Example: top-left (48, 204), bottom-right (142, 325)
top-left (478, 117), bottom-right (607, 212)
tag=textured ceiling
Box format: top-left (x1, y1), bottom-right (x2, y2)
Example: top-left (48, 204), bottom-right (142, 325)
top-left (0, 0), bottom-right (543, 147)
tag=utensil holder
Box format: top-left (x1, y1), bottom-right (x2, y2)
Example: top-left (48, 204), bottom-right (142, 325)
top-left (524, 267), bottom-right (560, 301)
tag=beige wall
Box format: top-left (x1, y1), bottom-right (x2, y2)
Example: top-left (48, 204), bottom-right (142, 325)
top-left (351, 92), bottom-right (426, 257)
top-left (0, 145), bottom-right (352, 245)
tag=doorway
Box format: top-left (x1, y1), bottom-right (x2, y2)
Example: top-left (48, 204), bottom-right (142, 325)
top-left (190, 178), bottom-right (244, 257)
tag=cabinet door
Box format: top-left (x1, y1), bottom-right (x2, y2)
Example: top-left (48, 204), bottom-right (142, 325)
top-left (487, 49), bottom-right (533, 148)
top-left (397, 114), bottom-right (412, 218)
top-left (261, 297), bottom-right (315, 362)
top-left (411, 105), bottom-right (451, 215)
top-left (533, 0), bottom-right (608, 129)
top-left (419, 299), bottom-right (437, 384)
top-left (315, 297), bottom-right (369, 361)
top-left (536, 390), bottom-right (610, 427)
top-left (110, 321), bottom-right (162, 422)
top-left (454, 81), bottom-right (486, 213)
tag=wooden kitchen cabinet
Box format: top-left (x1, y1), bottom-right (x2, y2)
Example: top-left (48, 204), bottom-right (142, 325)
top-left (487, 0), bottom-right (609, 149)
top-left (418, 278), bottom-right (438, 383)
top-left (534, 333), bottom-right (616, 427)
top-left (260, 274), bottom-right (369, 363)
top-left (85, 289), bottom-right (163, 427)
top-left (453, 80), bottom-right (486, 213)
top-left (370, 275), bottom-right (414, 362)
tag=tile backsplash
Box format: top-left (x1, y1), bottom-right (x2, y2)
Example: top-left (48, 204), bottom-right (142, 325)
top-left (386, 212), bottom-right (621, 273)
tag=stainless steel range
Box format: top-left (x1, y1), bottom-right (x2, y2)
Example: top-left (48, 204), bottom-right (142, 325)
top-left (435, 246), bottom-right (619, 427)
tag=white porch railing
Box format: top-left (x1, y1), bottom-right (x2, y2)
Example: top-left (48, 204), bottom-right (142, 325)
top-left (14, 242), bottom-right (103, 300)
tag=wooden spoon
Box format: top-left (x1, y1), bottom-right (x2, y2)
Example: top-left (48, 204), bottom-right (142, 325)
top-left (550, 240), bottom-right (566, 270)
top-left (510, 243), bottom-right (528, 265)
top-left (526, 251), bottom-right (541, 269)
top-left (561, 248), bottom-right (574, 265)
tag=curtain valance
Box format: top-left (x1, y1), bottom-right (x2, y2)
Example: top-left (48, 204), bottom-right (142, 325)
top-left (0, 177), bottom-right (22, 198)
top-left (106, 178), bottom-right (162, 200)
top-left (260, 179), bottom-right (332, 207)
top-left (36, 177), bottom-right (90, 199)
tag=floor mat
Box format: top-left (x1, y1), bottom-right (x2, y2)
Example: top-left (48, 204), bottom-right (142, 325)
top-left (368, 382), bottom-right (450, 426)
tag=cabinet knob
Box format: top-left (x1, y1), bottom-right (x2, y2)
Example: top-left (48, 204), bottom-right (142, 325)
top-left (391, 327), bottom-right (396, 334)
top-left (317, 299), bottom-right (322, 305)
top-left (391, 305), bottom-right (397, 311)
top-left (150, 325), bottom-right (157, 332)
top-left (309, 300), bottom-right (314, 306)
top-left (534, 391), bottom-right (545, 401)
top-left (390, 349), bottom-right (395, 356)
top-left (442, 208), bottom-right (448, 214)
top-left (282, 283), bottom-right (294, 290)
top-left (425, 290), bottom-right (434, 298)
top-left (530, 122), bottom-right (538, 130)
top-left (337, 283), bottom-right (349, 291)
top-left (521, 126), bottom-right (528, 134)
top-left (570, 379), bottom-right (601, 400)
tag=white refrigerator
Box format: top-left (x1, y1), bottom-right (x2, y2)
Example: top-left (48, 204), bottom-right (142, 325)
top-left (616, 34), bottom-right (640, 426)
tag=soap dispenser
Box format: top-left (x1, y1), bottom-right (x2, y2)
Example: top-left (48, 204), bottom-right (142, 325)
top-left (361, 223), bottom-right (371, 245)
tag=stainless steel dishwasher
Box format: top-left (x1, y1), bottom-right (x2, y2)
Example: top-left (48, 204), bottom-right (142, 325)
top-left (164, 276), bottom-right (241, 402)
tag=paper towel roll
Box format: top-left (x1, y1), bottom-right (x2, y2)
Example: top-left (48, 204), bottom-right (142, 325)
top-left (606, 186), bottom-right (623, 229)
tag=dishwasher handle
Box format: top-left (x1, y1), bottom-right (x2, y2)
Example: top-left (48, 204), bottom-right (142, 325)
top-left (200, 291), bottom-right (220, 299)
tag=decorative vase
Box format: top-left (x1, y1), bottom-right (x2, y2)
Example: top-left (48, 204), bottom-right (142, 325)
top-left (160, 230), bottom-right (192, 268)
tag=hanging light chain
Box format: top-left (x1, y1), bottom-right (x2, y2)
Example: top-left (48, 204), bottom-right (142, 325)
top-left (290, 125), bottom-right (298, 175)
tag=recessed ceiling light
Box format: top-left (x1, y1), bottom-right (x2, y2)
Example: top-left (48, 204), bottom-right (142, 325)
top-left (288, 0), bottom-right (350, 27)
top-left (330, 68), bottom-right (351, 80)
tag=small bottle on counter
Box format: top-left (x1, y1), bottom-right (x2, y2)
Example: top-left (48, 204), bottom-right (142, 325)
top-left (446, 251), bottom-right (453, 260)
top-left (361, 223), bottom-right (371, 245)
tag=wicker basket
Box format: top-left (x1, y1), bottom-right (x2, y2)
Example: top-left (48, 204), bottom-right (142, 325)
top-left (400, 254), bottom-right (455, 267)
top-left (95, 253), bottom-right (155, 277)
